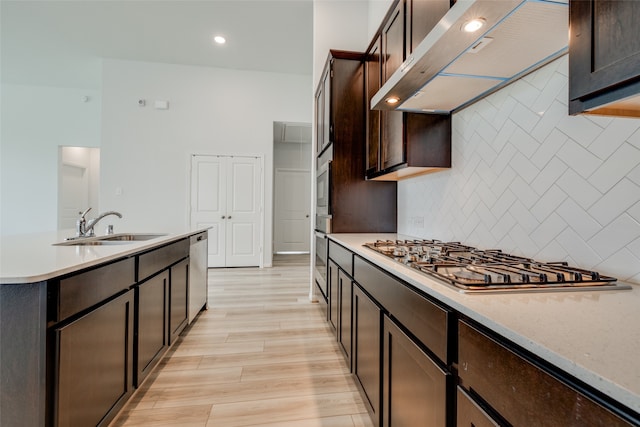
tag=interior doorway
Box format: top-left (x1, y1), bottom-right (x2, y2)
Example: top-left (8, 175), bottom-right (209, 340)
top-left (58, 146), bottom-right (100, 230)
top-left (272, 122), bottom-right (312, 254)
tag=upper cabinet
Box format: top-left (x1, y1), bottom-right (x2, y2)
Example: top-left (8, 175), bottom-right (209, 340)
top-left (365, 0), bottom-right (452, 181)
top-left (569, 0), bottom-right (640, 117)
top-left (371, 0), bottom-right (568, 114)
top-left (316, 50), bottom-right (397, 232)
top-left (405, 0), bottom-right (451, 57)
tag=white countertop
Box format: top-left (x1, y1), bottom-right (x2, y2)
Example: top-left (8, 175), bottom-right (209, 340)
top-left (0, 227), bottom-right (208, 284)
top-left (329, 233), bottom-right (640, 415)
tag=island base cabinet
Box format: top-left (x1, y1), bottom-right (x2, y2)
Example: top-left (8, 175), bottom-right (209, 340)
top-left (353, 284), bottom-right (382, 427)
top-left (135, 270), bottom-right (169, 386)
top-left (53, 290), bottom-right (134, 427)
top-left (169, 259), bottom-right (189, 344)
top-left (382, 315), bottom-right (448, 427)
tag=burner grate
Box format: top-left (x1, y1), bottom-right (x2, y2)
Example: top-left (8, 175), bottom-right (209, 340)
top-left (363, 240), bottom-right (623, 293)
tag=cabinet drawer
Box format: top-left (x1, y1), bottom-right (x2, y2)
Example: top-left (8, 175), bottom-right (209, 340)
top-left (329, 240), bottom-right (353, 276)
top-left (138, 238), bottom-right (189, 282)
top-left (456, 386), bottom-right (499, 427)
top-left (58, 257), bottom-right (135, 321)
top-left (354, 255), bottom-right (449, 364)
top-left (458, 320), bottom-right (635, 427)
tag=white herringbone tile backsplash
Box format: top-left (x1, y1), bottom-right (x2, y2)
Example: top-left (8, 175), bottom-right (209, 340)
top-left (398, 56), bottom-right (640, 285)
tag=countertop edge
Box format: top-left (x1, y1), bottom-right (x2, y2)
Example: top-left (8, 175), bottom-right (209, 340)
top-left (328, 233), bottom-right (640, 417)
top-left (1, 228), bottom-right (210, 285)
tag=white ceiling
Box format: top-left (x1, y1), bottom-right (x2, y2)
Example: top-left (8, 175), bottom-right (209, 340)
top-left (1, 0), bottom-right (314, 89)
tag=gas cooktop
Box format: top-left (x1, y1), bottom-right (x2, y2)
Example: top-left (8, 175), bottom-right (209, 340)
top-left (364, 239), bottom-right (631, 293)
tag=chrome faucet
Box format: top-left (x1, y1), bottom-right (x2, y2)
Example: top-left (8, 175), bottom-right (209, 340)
top-left (76, 208), bottom-right (123, 237)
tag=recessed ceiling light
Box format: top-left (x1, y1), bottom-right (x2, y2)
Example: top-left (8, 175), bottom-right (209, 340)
top-left (386, 96), bottom-right (400, 105)
top-left (213, 35), bottom-right (226, 45)
top-left (462, 18), bottom-right (486, 33)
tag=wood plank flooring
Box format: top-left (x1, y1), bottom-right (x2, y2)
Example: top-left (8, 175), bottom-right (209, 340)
top-left (110, 255), bottom-right (374, 427)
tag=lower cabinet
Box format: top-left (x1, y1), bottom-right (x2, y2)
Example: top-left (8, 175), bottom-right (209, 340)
top-left (456, 387), bottom-right (499, 427)
top-left (458, 320), bottom-right (636, 427)
top-left (169, 258), bottom-right (189, 344)
top-left (135, 270), bottom-right (169, 386)
top-left (53, 290), bottom-right (134, 427)
top-left (338, 269), bottom-right (352, 365)
top-left (382, 315), bottom-right (448, 427)
top-left (353, 283), bottom-right (382, 427)
top-left (328, 260), bottom-right (339, 332)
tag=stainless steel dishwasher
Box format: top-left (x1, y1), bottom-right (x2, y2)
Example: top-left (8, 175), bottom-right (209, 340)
top-left (188, 231), bottom-right (208, 323)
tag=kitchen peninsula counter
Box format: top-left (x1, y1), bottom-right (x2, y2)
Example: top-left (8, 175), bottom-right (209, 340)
top-left (0, 227), bottom-right (209, 427)
top-left (0, 228), bottom-right (207, 284)
top-left (328, 233), bottom-right (640, 417)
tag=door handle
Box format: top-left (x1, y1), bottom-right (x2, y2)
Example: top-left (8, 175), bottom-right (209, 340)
top-left (306, 214), bottom-right (309, 218)
top-left (221, 216), bottom-right (226, 219)
top-left (228, 216), bottom-right (232, 219)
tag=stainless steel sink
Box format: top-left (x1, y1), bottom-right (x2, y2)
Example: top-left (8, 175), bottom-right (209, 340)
top-left (53, 240), bottom-right (132, 246)
top-left (99, 233), bottom-right (167, 241)
top-left (54, 233), bottom-right (167, 246)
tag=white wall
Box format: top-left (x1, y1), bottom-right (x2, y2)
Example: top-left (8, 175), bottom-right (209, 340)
top-left (0, 84), bottom-right (101, 235)
top-left (100, 59), bottom-right (312, 267)
top-left (312, 0), bottom-right (370, 89)
top-left (399, 56), bottom-right (640, 285)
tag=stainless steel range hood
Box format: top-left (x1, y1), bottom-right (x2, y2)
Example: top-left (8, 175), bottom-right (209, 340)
top-left (371, 0), bottom-right (568, 114)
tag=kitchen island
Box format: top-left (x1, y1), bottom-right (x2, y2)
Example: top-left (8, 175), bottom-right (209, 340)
top-left (0, 228), bottom-right (209, 427)
top-left (327, 233), bottom-right (640, 426)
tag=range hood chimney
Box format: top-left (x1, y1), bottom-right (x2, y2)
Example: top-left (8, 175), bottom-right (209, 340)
top-left (371, 0), bottom-right (568, 114)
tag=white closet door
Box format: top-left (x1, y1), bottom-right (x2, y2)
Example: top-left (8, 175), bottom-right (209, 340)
top-left (190, 155), bottom-right (262, 268)
top-left (225, 157), bottom-right (261, 267)
top-left (190, 156), bottom-right (227, 267)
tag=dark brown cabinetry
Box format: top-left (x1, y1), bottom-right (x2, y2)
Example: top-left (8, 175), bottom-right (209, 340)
top-left (382, 315), bottom-right (448, 427)
top-left (353, 283), bottom-right (382, 427)
top-left (315, 50), bottom-right (397, 233)
top-left (324, 241), bottom-right (639, 427)
top-left (53, 290), bottom-right (134, 427)
top-left (328, 259), bottom-right (339, 332)
top-left (135, 270), bottom-right (169, 386)
top-left (569, 0), bottom-right (640, 117)
top-left (405, 0), bottom-right (450, 57)
top-left (456, 387), bottom-right (500, 427)
top-left (365, 0), bottom-right (452, 181)
top-left (328, 241), bottom-right (354, 365)
top-left (458, 320), bottom-right (637, 427)
top-left (315, 67), bottom-right (331, 154)
top-left (169, 258), bottom-right (189, 344)
top-left (49, 257), bottom-right (136, 427)
top-left (382, 1), bottom-right (404, 85)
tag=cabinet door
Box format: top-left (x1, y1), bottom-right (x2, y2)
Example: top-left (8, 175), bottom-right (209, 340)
top-left (322, 66), bottom-right (332, 148)
top-left (315, 77), bottom-right (325, 154)
top-left (405, 0), bottom-right (450, 56)
top-left (353, 283), bottom-right (382, 427)
top-left (382, 315), bottom-right (448, 427)
top-left (456, 387), bottom-right (500, 427)
top-left (366, 36), bottom-right (382, 176)
top-left (569, 0), bottom-right (640, 102)
top-left (381, 110), bottom-right (405, 171)
top-left (169, 258), bottom-right (189, 344)
top-left (55, 290), bottom-right (134, 427)
top-left (328, 260), bottom-right (339, 332)
top-left (338, 269), bottom-right (352, 366)
top-left (382, 0), bottom-right (405, 83)
top-left (136, 270), bottom-right (169, 386)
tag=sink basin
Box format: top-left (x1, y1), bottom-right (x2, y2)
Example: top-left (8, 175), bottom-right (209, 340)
top-left (99, 233), bottom-right (167, 241)
top-left (54, 240), bottom-right (132, 246)
top-left (54, 233), bottom-right (167, 246)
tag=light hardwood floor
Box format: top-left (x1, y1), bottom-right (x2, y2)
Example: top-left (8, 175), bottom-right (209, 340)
top-left (110, 254), bottom-right (374, 427)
